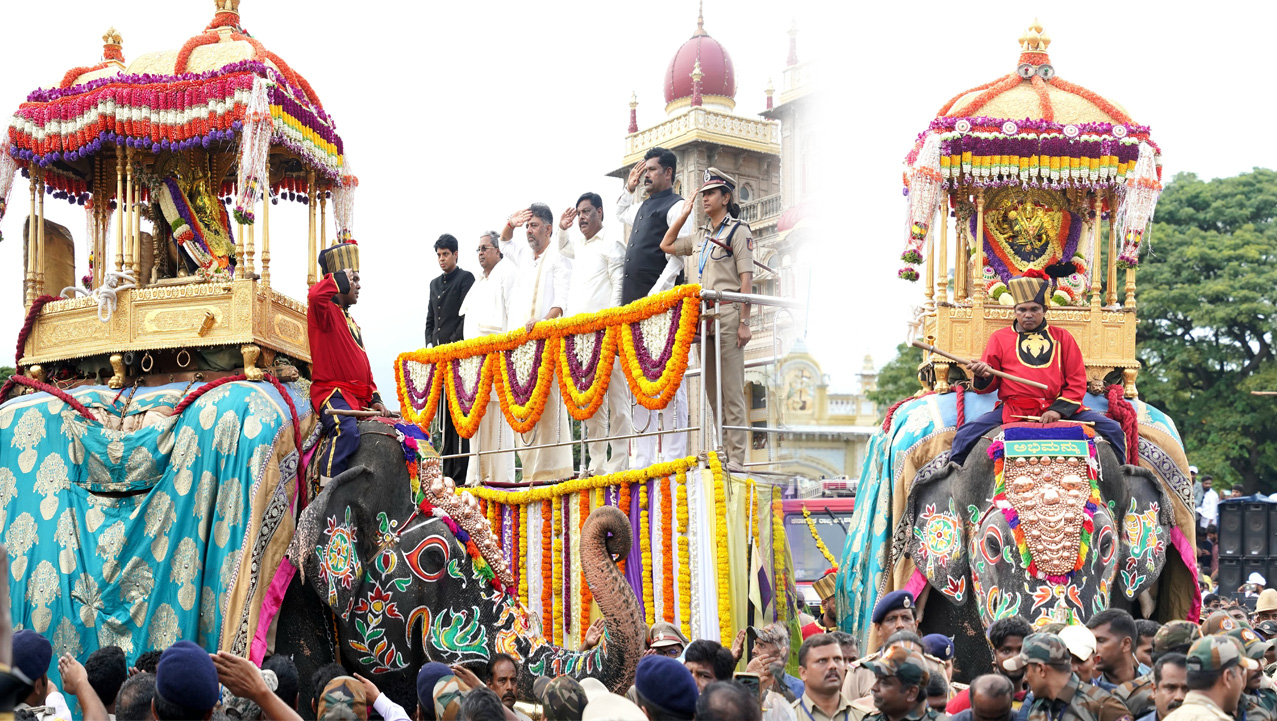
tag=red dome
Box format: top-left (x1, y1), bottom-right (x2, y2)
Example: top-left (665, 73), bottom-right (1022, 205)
top-left (664, 29), bottom-right (736, 106)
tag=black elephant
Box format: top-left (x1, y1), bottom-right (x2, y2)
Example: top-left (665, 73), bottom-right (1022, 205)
top-left (907, 424), bottom-right (1190, 681)
top-left (282, 420), bottom-right (645, 711)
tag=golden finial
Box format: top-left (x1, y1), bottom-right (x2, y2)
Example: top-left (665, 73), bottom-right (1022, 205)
top-left (691, 59), bottom-right (704, 82)
top-left (694, 0), bottom-right (707, 36)
top-left (629, 91), bottom-right (638, 109)
top-left (1019, 19), bottom-right (1051, 52)
top-left (215, 0), bottom-right (241, 13)
top-left (102, 27), bottom-right (122, 46)
top-left (102, 26), bottom-right (124, 62)
top-left (765, 78), bottom-right (774, 96)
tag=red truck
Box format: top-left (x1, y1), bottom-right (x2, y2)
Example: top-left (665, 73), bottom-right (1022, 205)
top-left (782, 498), bottom-right (856, 614)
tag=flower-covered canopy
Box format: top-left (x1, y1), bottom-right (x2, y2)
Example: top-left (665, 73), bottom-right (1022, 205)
top-left (899, 19), bottom-right (1163, 280)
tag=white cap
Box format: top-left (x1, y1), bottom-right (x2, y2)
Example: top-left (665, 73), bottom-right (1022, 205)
top-left (1059, 624), bottom-right (1097, 662)
top-left (579, 678), bottom-right (609, 703)
top-left (583, 693), bottom-right (648, 721)
top-left (1249, 572), bottom-right (1267, 586)
top-left (1190, 466), bottom-right (1199, 474)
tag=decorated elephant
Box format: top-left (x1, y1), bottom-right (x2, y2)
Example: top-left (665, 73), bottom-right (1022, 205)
top-left (284, 420), bottom-right (645, 710)
top-left (837, 391), bottom-right (1199, 683)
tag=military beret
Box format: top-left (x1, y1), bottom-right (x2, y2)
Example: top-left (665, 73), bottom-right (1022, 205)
top-left (539, 676), bottom-right (588, 719)
top-left (155, 641), bottom-right (220, 712)
top-left (1003, 633), bottom-right (1072, 671)
top-left (865, 646), bottom-right (931, 687)
top-left (921, 634), bottom-right (954, 662)
top-left (1187, 635), bottom-right (1259, 673)
top-left (11, 630), bottom-right (51, 685)
top-left (872, 591), bottom-right (915, 625)
top-left (634, 655), bottom-right (698, 718)
top-left (1153, 621), bottom-right (1203, 654)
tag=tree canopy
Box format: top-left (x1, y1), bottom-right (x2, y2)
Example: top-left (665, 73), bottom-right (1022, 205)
top-left (868, 342), bottom-right (924, 415)
top-left (1136, 168), bottom-right (1277, 492)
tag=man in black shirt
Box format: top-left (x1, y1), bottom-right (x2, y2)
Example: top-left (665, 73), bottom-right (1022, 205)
top-left (425, 233), bottom-right (475, 482)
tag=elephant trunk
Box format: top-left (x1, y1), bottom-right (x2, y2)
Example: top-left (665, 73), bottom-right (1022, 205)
top-left (519, 505), bottom-right (647, 696)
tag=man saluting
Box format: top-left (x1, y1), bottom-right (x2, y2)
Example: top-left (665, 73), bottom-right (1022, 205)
top-left (308, 241), bottom-right (388, 483)
top-left (950, 270), bottom-right (1126, 466)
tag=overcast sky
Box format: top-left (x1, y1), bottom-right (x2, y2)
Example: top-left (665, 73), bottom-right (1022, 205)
top-left (1, 1), bottom-right (1274, 399)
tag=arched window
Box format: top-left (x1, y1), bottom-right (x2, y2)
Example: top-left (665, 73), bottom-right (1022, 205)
top-left (740, 184), bottom-right (753, 201)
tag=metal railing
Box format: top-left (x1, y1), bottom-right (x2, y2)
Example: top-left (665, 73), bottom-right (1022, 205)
top-left (428, 289), bottom-right (805, 483)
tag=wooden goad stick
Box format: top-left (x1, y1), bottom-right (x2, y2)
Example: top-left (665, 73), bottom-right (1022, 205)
top-left (910, 340), bottom-right (1050, 392)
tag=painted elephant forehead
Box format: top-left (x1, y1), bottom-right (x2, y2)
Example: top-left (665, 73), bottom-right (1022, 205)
top-left (1003, 455), bottom-right (1092, 574)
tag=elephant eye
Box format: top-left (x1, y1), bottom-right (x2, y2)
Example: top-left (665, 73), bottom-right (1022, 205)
top-left (982, 527), bottom-right (1003, 565)
top-left (1097, 525), bottom-right (1116, 564)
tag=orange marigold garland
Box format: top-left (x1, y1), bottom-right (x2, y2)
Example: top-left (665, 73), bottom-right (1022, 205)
top-left (639, 480), bottom-right (654, 626)
top-left (579, 490), bottom-right (593, 636)
top-left (541, 499), bottom-right (553, 636)
top-left (662, 476), bottom-right (675, 624)
top-left (558, 326), bottom-right (619, 421)
top-left (444, 353), bottom-right (496, 438)
top-left (617, 289), bottom-right (701, 410)
top-left (618, 480), bottom-right (632, 574)
top-left (395, 356), bottom-right (443, 429)
top-left (493, 336), bottom-right (561, 434)
top-left (552, 496), bottom-right (564, 645)
top-left (676, 469), bottom-right (692, 638)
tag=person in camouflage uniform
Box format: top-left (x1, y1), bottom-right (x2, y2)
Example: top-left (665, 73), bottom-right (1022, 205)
top-left (861, 646), bottom-right (942, 721)
top-left (1165, 635), bottom-right (1259, 721)
top-left (1117, 621), bottom-right (1205, 717)
top-left (1006, 634), bottom-right (1132, 721)
top-left (535, 676), bottom-right (588, 721)
top-left (1225, 628), bottom-right (1277, 721)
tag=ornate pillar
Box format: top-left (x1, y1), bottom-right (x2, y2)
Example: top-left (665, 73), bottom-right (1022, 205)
top-left (35, 174), bottom-right (46, 297)
top-left (25, 175), bottom-right (37, 306)
top-left (306, 169), bottom-right (317, 287)
top-left (260, 182), bottom-right (271, 289)
top-left (936, 201), bottom-right (948, 304)
top-left (114, 146), bottom-right (125, 272)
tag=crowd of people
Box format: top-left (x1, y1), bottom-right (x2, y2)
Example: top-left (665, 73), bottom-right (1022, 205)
top-left (15, 579), bottom-right (1277, 721)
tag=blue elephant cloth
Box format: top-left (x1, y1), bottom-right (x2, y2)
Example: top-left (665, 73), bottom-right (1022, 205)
top-left (0, 380), bottom-right (310, 688)
top-left (835, 390), bottom-right (1195, 643)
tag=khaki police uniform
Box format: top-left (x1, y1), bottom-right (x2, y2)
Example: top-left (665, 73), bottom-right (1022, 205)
top-left (670, 170), bottom-right (753, 465)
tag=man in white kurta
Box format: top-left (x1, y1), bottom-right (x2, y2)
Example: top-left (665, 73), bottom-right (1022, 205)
top-left (460, 231), bottom-right (517, 486)
top-left (502, 204), bottom-right (574, 482)
top-left (557, 193), bottom-right (633, 475)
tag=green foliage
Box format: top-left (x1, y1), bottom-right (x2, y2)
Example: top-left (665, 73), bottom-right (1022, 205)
top-left (868, 343), bottom-right (925, 415)
top-left (0, 367), bottom-right (12, 385)
top-left (1136, 169), bottom-right (1277, 493)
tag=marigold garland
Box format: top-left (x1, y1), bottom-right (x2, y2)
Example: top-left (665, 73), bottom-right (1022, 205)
top-left (619, 480), bottom-right (631, 575)
top-left (617, 290), bottom-right (701, 410)
top-left (541, 499), bottom-right (553, 636)
top-left (396, 286), bottom-right (702, 427)
top-left (639, 480), bottom-right (654, 626)
top-left (662, 476), bottom-right (675, 624)
top-left (552, 497), bottom-right (564, 646)
top-left (801, 505), bottom-right (839, 571)
top-left (558, 326), bottom-right (619, 420)
top-left (676, 469), bottom-right (691, 638)
top-left (709, 452), bottom-right (733, 644)
top-left (579, 490), bottom-right (593, 637)
top-left (494, 336), bottom-right (561, 434)
top-left (772, 495), bottom-right (788, 624)
top-left (444, 353), bottom-right (496, 438)
top-left (516, 504), bottom-right (527, 607)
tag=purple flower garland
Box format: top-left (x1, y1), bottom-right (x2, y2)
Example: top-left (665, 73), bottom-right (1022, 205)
top-left (501, 339), bottom-right (546, 406)
top-left (563, 330), bottom-right (605, 389)
top-left (402, 360), bottom-right (437, 405)
top-left (628, 302), bottom-right (682, 381)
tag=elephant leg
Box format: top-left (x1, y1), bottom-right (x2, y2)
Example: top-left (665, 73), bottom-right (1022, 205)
top-left (275, 573), bottom-right (337, 717)
top-left (920, 595), bottom-right (989, 685)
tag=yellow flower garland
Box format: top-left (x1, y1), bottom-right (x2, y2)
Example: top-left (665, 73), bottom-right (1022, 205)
top-left (802, 504), bottom-right (840, 570)
top-left (459, 458), bottom-right (699, 505)
top-left (553, 497), bottom-right (563, 646)
top-left (708, 452), bottom-right (733, 644)
top-left (443, 353), bottom-right (497, 438)
top-left (639, 480), bottom-right (654, 626)
top-left (676, 469), bottom-right (692, 639)
top-left (558, 325), bottom-right (619, 420)
top-left (518, 503), bottom-right (528, 607)
top-left (772, 495), bottom-right (787, 624)
top-left (396, 285), bottom-right (702, 426)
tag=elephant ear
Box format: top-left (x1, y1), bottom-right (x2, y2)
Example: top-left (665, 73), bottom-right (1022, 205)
top-left (1115, 464), bottom-right (1175, 602)
top-left (907, 463), bottom-right (971, 605)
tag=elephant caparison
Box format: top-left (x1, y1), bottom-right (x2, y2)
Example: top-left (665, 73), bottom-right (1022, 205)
top-left (907, 428), bottom-right (1180, 682)
top-left (280, 420), bottom-right (646, 711)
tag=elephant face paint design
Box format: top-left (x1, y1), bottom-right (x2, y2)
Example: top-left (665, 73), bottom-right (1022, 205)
top-left (318, 507), bottom-right (362, 615)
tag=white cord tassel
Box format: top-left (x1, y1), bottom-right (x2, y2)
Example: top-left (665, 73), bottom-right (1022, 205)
top-left (331, 156), bottom-right (358, 242)
top-left (63, 269), bottom-right (137, 322)
top-left (234, 76), bottom-right (273, 224)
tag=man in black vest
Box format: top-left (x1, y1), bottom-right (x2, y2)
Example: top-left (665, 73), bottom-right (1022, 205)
top-left (425, 233), bottom-right (475, 482)
top-left (617, 146), bottom-right (694, 467)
